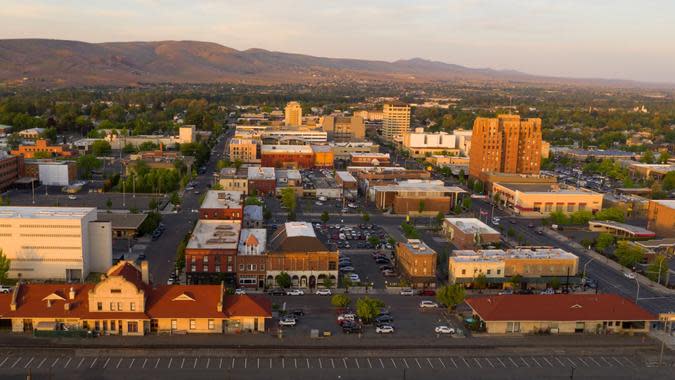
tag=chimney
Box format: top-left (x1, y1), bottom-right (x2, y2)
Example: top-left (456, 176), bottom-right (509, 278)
top-left (9, 283), bottom-right (20, 311)
top-left (141, 261), bottom-right (149, 284)
top-left (69, 287), bottom-right (75, 300)
top-left (217, 281), bottom-right (224, 312)
top-left (47, 299), bottom-right (52, 308)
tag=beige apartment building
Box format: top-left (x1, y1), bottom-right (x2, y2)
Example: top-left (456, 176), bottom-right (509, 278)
top-left (228, 138), bottom-right (259, 163)
top-left (382, 102), bottom-right (411, 142)
top-left (492, 182), bottom-right (603, 217)
top-left (219, 167), bottom-right (249, 194)
top-left (0, 206), bottom-right (112, 282)
top-left (321, 115), bottom-right (365, 141)
top-left (284, 101), bottom-right (303, 126)
top-left (469, 115), bottom-right (542, 179)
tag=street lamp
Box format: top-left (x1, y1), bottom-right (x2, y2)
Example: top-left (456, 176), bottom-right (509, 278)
top-left (631, 276), bottom-right (640, 303)
top-left (582, 257), bottom-right (595, 281)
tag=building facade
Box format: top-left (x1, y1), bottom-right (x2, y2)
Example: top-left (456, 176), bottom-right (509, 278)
top-left (185, 220), bottom-right (241, 285)
top-left (469, 115), bottom-right (542, 179)
top-left (247, 167), bottom-right (276, 195)
top-left (198, 190), bottom-right (244, 221)
top-left (492, 183), bottom-right (603, 217)
top-left (11, 139), bottom-right (74, 159)
top-left (229, 138), bottom-right (259, 164)
top-left (0, 153), bottom-right (24, 191)
top-left (402, 128), bottom-right (458, 158)
top-left (646, 200), bottom-right (675, 237)
top-left (396, 239), bottom-right (437, 288)
top-left (260, 145), bottom-right (314, 169)
top-left (284, 101), bottom-right (303, 126)
top-left (443, 218), bottom-right (501, 249)
top-left (219, 167), bottom-right (249, 193)
top-left (321, 115), bottom-right (365, 141)
top-left (382, 103), bottom-right (411, 142)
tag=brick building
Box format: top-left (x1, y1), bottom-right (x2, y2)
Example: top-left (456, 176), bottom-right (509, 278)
top-left (443, 218), bottom-right (501, 249)
top-left (0, 153), bottom-right (24, 191)
top-left (247, 167), bottom-right (276, 195)
top-left (236, 228), bottom-right (267, 289)
top-left (11, 139), bottom-right (74, 159)
top-left (185, 220), bottom-right (241, 285)
top-left (260, 145), bottom-right (314, 169)
top-left (396, 239), bottom-right (437, 289)
top-left (198, 190), bottom-right (244, 221)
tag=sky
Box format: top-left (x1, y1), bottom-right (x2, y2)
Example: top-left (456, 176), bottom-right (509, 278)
top-left (1, 0), bottom-right (674, 83)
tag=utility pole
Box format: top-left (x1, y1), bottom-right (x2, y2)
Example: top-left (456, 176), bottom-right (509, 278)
top-left (31, 179), bottom-right (35, 204)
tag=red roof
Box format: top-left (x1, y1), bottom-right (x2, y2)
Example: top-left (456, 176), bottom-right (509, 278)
top-left (222, 295), bottom-right (272, 318)
top-left (466, 294), bottom-right (656, 322)
top-left (107, 262), bottom-right (148, 292)
top-left (146, 285), bottom-right (224, 319)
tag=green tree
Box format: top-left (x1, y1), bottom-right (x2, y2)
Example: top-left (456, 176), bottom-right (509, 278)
top-left (569, 210), bottom-right (593, 225)
top-left (657, 151), bottom-right (670, 164)
top-left (640, 150), bottom-right (655, 164)
top-left (138, 141), bottom-right (159, 151)
top-left (614, 241), bottom-right (644, 269)
top-left (595, 207), bottom-right (626, 223)
top-left (33, 151), bottom-right (53, 159)
top-left (368, 236), bottom-right (381, 247)
top-left (106, 198), bottom-right (112, 210)
top-left (434, 212), bottom-right (445, 229)
top-left (122, 143), bottom-right (137, 154)
top-left (91, 140), bottom-right (112, 156)
top-left (342, 276), bottom-right (353, 292)
top-left (280, 188), bottom-right (297, 212)
top-left (646, 255), bottom-right (668, 284)
top-left (355, 296), bottom-right (385, 324)
top-left (263, 209), bottom-right (272, 220)
top-left (550, 277), bottom-right (561, 290)
top-left (245, 196), bottom-right (263, 206)
top-left (275, 272), bottom-right (292, 288)
top-left (594, 233), bottom-right (615, 253)
top-left (362, 212), bottom-right (370, 223)
top-left (461, 197), bottom-right (472, 210)
top-left (320, 211), bottom-right (330, 223)
top-left (331, 294), bottom-right (351, 308)
top-left (548, 210), bottom-right (568, 225)
top-left (435, 284), bottom-right (466, 310)
top-left (509, 274), bottom-right (523, 289)
top-left (0, 249), bottom-right (11, 284)
top-left (418, 200), bottom-right (426, 214)
top-left (472, 181), bottom-right (484, 194)
top-left (322, 277), bottom-right (334, 289)
top-left (473, 273), bottom-right (488, 289)
top-left (662, 171), bottom-right (675, 192)
top-left (76, 154), bottom-right (103, 179)
top-left (169, 191), bottom-right (181, 205)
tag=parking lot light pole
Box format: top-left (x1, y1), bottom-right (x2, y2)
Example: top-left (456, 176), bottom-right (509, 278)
top-left (582, 257), bottom-right (595, 281)
top-left (632, 277), bottom-right (640, 303)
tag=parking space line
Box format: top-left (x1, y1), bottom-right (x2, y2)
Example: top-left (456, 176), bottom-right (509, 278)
top-left (438, 358), bottom-right (446, 368)
top-left (11, 357), bottom-right (21, 368)
top-left (37, 358), bottom-right (46, 369)
top-left (207, 358), bottom-right (211, 369)
top-left (245, 358), bottom-right (248, 369)
top-left (509, 357), bottom-right (518, 367)
top-left (577, 357), bottom-right (588, 367)
top-left (89, 358), bottom-right (97, 369)
top-left (64, 357), bottom-right (72, 368)
top-left (473, 358), bottom-right (482, 368)
top-left (588, 357), bottom-right (601, 367)
top-left (24, 357), bottom-right (34, 368)
top-left (600, 357), bottom-right (613, 367)
top-left (539, 357), bottom-right (550, 367)
top-left (379, 358), bottom-right (384, 368)
top-left (355, 358), bottom-right (359, 369)
top-left (485, 358), bottom-right (495, 368)
top-left (0, 357), bottom-right (8, 368)
top-left (320, 358), bottom-right (323, 369)
top-left (142, 358), bottom-right (147, 369)
top-left (367, 358), bottom-right (372, 368)
top-left (218, 358), bottom-right (223, 369)
top-left (76, 358), bottom-right (85, 369)
top-left (427, 358), bottom-right (433, 369)
top-left (497, 358), bottom-right (506, 368)
top-left (282, 358), bottom-right (285, 369)
top-left (415, 358), bottom-right (422, 368)
top-left (391, 358), bottom-right (397, 369)
top-left (103, 358), bottom-right (110, 369)
top-left (194, 358), bottom-right (197, 369)
top-left (154, 358), bottom-right (160, 369)
top-left (331, 358), bottom-right (335, 369)
top-left (51, 358), bottom-right (59, 368)
top-left (307, 358), bottom-right (311, 369)
top-left (520, 357), bottom-right (530, 367)
top-left (180, 358), bottom-right (185, 369)
top-left (168, 358), bottom-right (173, 369)
top-left (555, 357), bottom-right (566, 367)
top-left (269, 358), bottom-right (272, 369)
top-left (403, 358), bottom-right (409, 369)
top-left (232, 357), bottom-right (235, 369)
top-left (116, 358), bottom-right (123, 369)
top-left (294, 358), bottom-right (297, 369)
top-left (129, 358), bottom-right (135, 369)
top-left (566, 358), bottom-right (577, 368)
top-left (450, 357), bottom-right (458, 368)
top-left (622, 357), bottom-right (636, 367)
top-left (462, 357), bottom-right (470, 367)
top-left (612, 357), bottom-right (624, 367)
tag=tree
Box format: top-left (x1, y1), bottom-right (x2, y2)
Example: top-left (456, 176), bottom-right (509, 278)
top-left (640, 150), bottom-right (655, 164)
top-left (320, 211), bottom-right (330, 223)
top-left (368, 236), bottom-right (381, 247)
top-left (473, 273), bottom-right (488, 289)
top-left (342, 276), bottom-right (353, 292)
top-left (280, 188), bottom-right (297, 213)
top-left (657, 151), bottom-right (670, 164)
top-left (509, 274), bottom-right (523, 289)
top-left (106, 198), bottom-right (112, 210)
top-left (550, 277), bottom-right (561, 290)
top-left (122, 143), bottom-right (137, 154)
top-left (569, 210), bottom-right (593, 225)
top-left (594, 233), bottom-right (615, 253)
top-left (169, 192), bottom-right (181, 205)
top-left (76, 154), bottom-right (103, 180)
top-left (595, 207), bottom-right (626, 223)
top-left (91, 140), bottom-right (112, 156)
top-left (0, 249), bottom-right (10, 284)
top-left (663, 171), bottom-right (675, 192)
top-left (33, 151), bottom-right (53, 159)
top-left (461, 197), bottom-right (472, 210)
top-left (472, 181), bottom-right (484, 194)
top-left (548, 210), bottom-right (568, 225)
top-left (418, 200), bottom-right (426, 214)
top-left (646, 255), bottom-right (668, 284)
top-left (614, 241), bottom-right (644, 269)
top-left (148, 198), bottom-right (158, 211)
top-left (275, 272), bottom-right (292, 288)
top-left (434, 212), bottom-right (445, 229)
top-left (322, 277), bottom-right (334, 289)
top-left (355, 296), bottom-right (385, 324)
top-left (245, 196), bottom-right (263, 206)
top-left (331, 294), bottom-right (351, 308)
top-left (436, 284), bottom-right (466, 310)
top-left (263, 209), bottom-right (272, 221)
top-left (362, 212), bottom-right (370, 223)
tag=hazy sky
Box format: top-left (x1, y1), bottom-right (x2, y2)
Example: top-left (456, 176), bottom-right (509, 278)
top-left (2, 0), bottom-right (674, 83)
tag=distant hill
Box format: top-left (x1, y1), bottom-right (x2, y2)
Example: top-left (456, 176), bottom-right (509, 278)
top-left (0, 39), bottom-right (668, 88)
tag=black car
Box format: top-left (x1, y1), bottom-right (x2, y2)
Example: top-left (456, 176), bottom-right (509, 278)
top-left (375, 315), bottom-right (394, 325)
top-left (291, 309), bottom-right (305, 317)
top-left (342, 321), bottom-right (363, 334)
top-left (267, 288), bottom-right (286, 296)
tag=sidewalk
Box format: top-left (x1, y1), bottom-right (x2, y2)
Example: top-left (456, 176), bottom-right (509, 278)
top-left (544, 228), bottom-right (674, 295)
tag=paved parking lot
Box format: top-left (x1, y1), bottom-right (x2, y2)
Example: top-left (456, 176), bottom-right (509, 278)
top-left (0, 353), bottom-right (649, 371)
top-left (343, 251), bottom-right (397, 289)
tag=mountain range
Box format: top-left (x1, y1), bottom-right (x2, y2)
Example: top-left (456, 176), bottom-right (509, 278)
top-left (0, 39), bottom-right (667, 88)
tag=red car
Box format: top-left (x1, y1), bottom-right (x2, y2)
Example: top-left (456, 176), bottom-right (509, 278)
top-left (419, 289), bottom-right (436, 296)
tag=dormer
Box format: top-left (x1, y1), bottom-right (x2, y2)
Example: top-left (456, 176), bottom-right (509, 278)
top-left (172, 293), bottom-right (196, 302)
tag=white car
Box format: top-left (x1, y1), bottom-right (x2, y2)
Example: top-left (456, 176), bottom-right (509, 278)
top-left (347, 274), bottom-right (360, 282)
top-left (234, 288), bottom-right (246, 295)
top-left (278, 318), bottom-right (297, 327)
top-left (348, 203), bottom-right (358, 209)
top-left (0, 285), bottom-right (12, 294)
top-left (340, 266), bottom-right (355, 272)
top-left (316, 288), bottom-right (332, 296)
top-left (315, 201), bottom-right (324, 206)
top-left (375, 325), bottom-right (395, 334)
top-left (435, 326), bottom-right (456, 334)
top-left (286, 289), bottom-right (304, 296)
top-left (624, 272), bottom-right (636, 279)
top-left (400, 288), bottom-right (415, 296)
top-left (337, 313), bottom-right (356, 322)
top-left (491, 217), bottom-right (500, 225)
top-left (68, 195), bottom-right (77, 200)
top-left (318, 196), bottom-right (327, 201)
top-left (419, 300), bottom-right (439, 308)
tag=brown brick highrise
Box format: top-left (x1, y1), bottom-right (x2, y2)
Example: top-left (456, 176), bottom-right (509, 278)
top-left (468, 115), bottom-right (542, 179)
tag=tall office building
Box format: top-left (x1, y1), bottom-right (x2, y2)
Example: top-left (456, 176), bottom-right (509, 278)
top-left (284, 101), bottom-right (303, 126)
top-left (382, 102), bottom-right (411, 142)
top-left (468, 114), bottom-right (542, 179)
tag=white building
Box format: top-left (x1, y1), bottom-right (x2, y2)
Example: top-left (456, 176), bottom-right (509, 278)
top-left (452, 129), bottom-right (473, 157)
top-left (402, 128), bottom-right (457, 157)
top-left (37, 161), bottom-right (72, 186)
top-left (0, 207), bottom-right (112, 282)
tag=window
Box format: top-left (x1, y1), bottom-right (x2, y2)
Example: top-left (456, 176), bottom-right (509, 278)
top-left (208, 319), bottom-right (215, 330)
top-left (110, 321), bottom-right (116, 331)
top-left (506, 322), bottom-right (520, 333)
top-left (497, 269), bottom-right (501, 275)
top-left (461, 269), bottom-right (466, 275)
top-left (117, 302), bottom-right (122, 311)
top-left (191, 264), bottom-right (196, 272)
top-left (171, 319), bottom-right (177, 330)
top-left (328, 262), bottom-right (336, 270)
top-left (487, 269), bottom-right (491, 275)
top-left (578, 203), bottom-right (587, 211)
top-left (189, 319), bottom-right (196, 330)
top-left (97, 302), bottom-right (103, 311)
top-left (203, 256), bottom-right (209, 263)
top-left (110, 302), bottom-right (115, 311)
top-left (215, 266), bottom-right (221, 273)
top-left (130, 302), bottom-right (136, 311)
top-left (239, 264), bottom-right (245, 271)
top-left (94, 321), bottom-right (100, 331)
top-left (203, 265), bottom-right (209, 272)
top-left (127, 321), bottom-right (138, 333)
top-left (110, 289), bottom-right (122, 294)
top-left (567, 203), bottom-right (575, 212)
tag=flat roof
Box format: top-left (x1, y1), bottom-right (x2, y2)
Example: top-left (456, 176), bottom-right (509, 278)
top-left (261, 145), bottom-right (313, 153)
top-left (311, 145), bottom-right (332, 153)
top-left (276, 169), bottom-right (301, 181)
top-left (567, 149), bottom-right (635, 157)
top-left (400, 239), bottom-right (436, 255)
top-left (445, 218), bottom-right (499, 235)
top-left (96, 212), bottom-right (148, 229)
top-left (336, 171), bottom-right (357, 182)
top-left (588, 220), bottom-right (655, 237)
top-left (634, 238), bottom-right (675, 248)
top-left (350, 153), bottom-right (390, 158)
top-left (187, 220), bottom-right (241, 250)
top-left (284, 222), bottom-right (316, 238)
top-left (247, 166), bottom-right (275, 180)
top-left (243, 205), bottom-right (263, 221)
top-left (450, 248), bottom-right (578, 263)
top-left (651, 199), bottom-right (675, 209)
top-left (498, 183), bottom-right (600, 195)
top-left (466, 294), bottom-right (656, 322)
top-left (200, 190), bottom-right (244, 210)
top-left (0, 206), bottom-right (95, 220)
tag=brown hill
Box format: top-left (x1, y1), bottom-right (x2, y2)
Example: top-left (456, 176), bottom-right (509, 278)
top-left (0, 39), bottom-right (666, 88)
